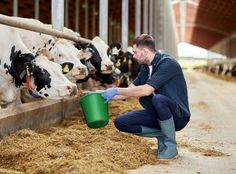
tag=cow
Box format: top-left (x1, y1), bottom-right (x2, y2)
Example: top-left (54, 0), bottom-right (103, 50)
top-left (0, 24), bottom-right (77, 108)
top-left (75, 37), bottom-right (124, 85)
top-left (11, 16), bottom-right (88, 81)
top-left (110, 46), bottom-right (140, 87)
top-left (75, 36), bottom-right (115, 74)
top-left (107, 42), bottom-right (122, 63)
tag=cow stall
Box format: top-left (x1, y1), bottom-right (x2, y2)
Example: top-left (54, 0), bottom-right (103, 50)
top-left (0, 14), bottom-right (92, 137)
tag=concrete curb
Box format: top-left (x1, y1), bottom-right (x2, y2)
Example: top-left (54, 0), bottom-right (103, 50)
top-left (0, 96), bottom-right (80, 139)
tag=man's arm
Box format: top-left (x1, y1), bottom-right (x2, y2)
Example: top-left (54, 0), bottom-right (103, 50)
top-left (112, 83), bottom-right (135, 100)
top-left (113, 83), bottom-right (155, 100)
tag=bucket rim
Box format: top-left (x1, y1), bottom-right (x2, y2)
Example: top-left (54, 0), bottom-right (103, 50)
top-left (80, 92), bottom-right (102, 102)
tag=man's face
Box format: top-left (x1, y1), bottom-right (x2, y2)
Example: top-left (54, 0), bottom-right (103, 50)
top-left (132, 44), bottom-right (148, 65)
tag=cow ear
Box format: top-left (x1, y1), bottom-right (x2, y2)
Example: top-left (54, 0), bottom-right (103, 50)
top-left (61, 62), bottom-right (74, 74)
top-left (107, 47), bottom-right (111, 56)
top-left (116, 43), bottom-right (121, 49)
top-left (109, 43), bottom-right (115, 48)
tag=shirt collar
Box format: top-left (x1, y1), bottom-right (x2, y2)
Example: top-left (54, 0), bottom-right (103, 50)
top-left (150, 51), bottom-right (162, 66)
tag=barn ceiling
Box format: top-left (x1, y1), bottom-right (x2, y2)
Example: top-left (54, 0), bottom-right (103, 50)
top-left (173, 0), bottom-right (236, 49)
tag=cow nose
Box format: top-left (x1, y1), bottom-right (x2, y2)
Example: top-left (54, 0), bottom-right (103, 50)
top-left (89, 68), bottom-right (96, 74)
top-left (67, 85), bottom-right (78, 96)
top-left (78, 67), bottom-right (87, 75)
top-left (106, 64), bottom-right (114, 71)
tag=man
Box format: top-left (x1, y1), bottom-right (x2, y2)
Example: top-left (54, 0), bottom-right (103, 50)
top-left (101, 34), bottom-right (190, 160)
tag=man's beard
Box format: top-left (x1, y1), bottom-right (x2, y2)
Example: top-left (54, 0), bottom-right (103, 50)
top-left (137, 53), bottom-right (148, 65)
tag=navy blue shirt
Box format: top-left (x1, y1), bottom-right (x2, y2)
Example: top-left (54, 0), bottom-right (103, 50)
top-left (133, 52), bottom-right (190, 118)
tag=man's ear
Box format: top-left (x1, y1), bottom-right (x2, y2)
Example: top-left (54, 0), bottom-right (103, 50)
top-left (143, 47), bottom-right (148, 54)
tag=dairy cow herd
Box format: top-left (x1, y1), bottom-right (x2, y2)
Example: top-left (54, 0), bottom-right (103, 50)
top-left (0, 17), bottom-right (140, 108)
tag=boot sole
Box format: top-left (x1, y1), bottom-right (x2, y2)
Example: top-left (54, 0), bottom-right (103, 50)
top-left (157, 153), bottom-right (179, 160)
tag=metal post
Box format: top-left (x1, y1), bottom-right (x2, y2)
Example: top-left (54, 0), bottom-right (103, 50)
top-left (143, 0), bottom-right (148, 34)
top-left (149, 0), bottom-right (153, 35)
top-left (34, 0), bottom-right (39, 20)
top-left (13, 0), bottom-right (18, 17)
top-left (52, 0), bottom-right (64, 31)
top-left (135, 0), bottom-right (141, 37)
top-left (0, 14), bottom-right (91, 43)
top-left (122, 0), bottom-right (129, 50)
top-left (99, 0), bottom-right (108, 43)
top-left (65, 0), bottom-right (69, 28)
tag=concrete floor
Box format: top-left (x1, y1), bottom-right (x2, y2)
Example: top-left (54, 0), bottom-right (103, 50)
top-left (128, 69), bottom-right (236, 174)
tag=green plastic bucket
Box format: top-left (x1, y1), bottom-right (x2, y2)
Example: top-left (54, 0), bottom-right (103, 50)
top-left (80, 93), bottom-right (109, 128)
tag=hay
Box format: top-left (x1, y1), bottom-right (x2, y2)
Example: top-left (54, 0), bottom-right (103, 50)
top-left (0, 98), bottom-right (168, 174)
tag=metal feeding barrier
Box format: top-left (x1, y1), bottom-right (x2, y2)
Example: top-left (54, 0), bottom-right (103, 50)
top-left (0, 14), bottom-right (88, 138)
top-left (0, 14), bottom-right (91, 44)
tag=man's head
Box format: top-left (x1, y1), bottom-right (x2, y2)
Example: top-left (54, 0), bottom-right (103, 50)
top-left (132, 34), bottom-right (157, 65)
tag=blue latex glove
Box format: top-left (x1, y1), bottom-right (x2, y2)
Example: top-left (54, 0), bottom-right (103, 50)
top-left (101, 88), bottom-right (119, 103)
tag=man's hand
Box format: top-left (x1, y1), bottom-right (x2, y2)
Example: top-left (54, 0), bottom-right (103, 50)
top-left (101, 88), bottom-right (119, 103)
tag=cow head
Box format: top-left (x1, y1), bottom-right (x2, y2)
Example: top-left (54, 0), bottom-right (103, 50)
top-left (74, 42), bottom-right (96, 74)
top-left (4, 46), bottom-right (77, 99)
top-left (108, 42), bottom-right (122, 63)
top-left (75, 37), bottom-right (115, 74)
top-left (47, 39), bottom-right (88, 81)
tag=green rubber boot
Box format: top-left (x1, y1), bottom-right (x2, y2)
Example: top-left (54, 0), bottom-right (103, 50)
top-left (157, 117), bottom-right (178, 160)
top-left (135, 126), bottom-right (165, 153)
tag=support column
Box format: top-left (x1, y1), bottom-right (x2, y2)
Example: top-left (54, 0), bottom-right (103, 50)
top-left (149, 0), bottom-right (153, 35)
top-left (34, 0), bottom-right (39, 20)
top-left (99, 0), bottom-right (108, 43)
top-left (52, 0), bottom-right (64, 31)
top-left (65, 0), bottom-right (69, 28)
top-left (143, 0), bottom-right (148, 34)
top-left (13, 0), bottom-right (18, 17)
top-left (135, 0), bottom-right (141, 37)
top-left (122, 0), bottom-right (129, 50)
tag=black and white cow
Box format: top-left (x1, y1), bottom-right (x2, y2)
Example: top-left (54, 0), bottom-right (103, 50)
top-left (75, 36), bottom-right (115, 74)
top-left (12, 17), bottom-right (88, 81)
top-left (74, 36), bottom-right (119, 84)
top-left (0, 24), bottom-right (77, 108)
top-left (110, 46), bottom-right (140, 87)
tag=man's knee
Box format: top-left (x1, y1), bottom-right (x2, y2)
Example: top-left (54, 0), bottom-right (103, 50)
top-left (114, 116), bottom-right (126, 131)
top-left (152, 94), bottom-right (169, 110)
top-left (152, 94), bottom-right (173, 121)
top-left (114, 116), bottom-right (142, 133)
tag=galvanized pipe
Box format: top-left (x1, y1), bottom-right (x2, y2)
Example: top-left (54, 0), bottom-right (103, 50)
top-left (0, 14), bottom-right (91, 43)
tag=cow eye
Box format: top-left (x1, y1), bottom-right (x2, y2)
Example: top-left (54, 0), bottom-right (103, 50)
top-left (59, 54), bottom-right (62, 57)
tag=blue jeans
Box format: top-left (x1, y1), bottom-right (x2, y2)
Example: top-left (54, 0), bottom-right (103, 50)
top-left (114, 94), bottom-right (190, 133)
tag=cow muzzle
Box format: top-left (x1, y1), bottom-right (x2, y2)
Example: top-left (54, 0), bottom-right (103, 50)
top-left (70, 67), bottom-right (89, 80)
top-left (101, 64), bottom-right (115, 74)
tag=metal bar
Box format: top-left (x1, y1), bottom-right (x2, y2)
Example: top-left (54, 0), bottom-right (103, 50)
top-left (52, 0), bottom-right (64, 31)
top-left (135, 0), bottom-right (141, 37)
top-left (0, 14), bottom-right (91, 43)
top-left (122, 0), bottom-right (129, 50)
top-left (13, 0), bottom-right (18, 17)
top-left (34, 0), bottom-right (39, 20)
top-left (99, 0), bottom-right (108, 43)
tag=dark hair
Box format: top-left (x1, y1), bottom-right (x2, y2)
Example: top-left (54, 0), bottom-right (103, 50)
top-left (133, 34), bottom-right (156, 52)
